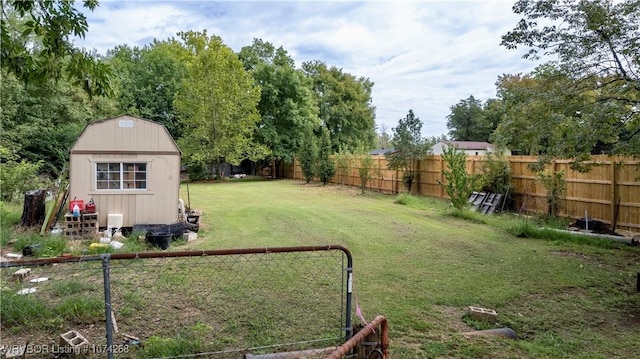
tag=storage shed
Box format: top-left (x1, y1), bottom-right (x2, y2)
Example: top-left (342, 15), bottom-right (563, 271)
top-left (69, 115), bottom-right (181, 229)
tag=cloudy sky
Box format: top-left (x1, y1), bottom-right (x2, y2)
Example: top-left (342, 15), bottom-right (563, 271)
top-left (76, 0), bottom-right (541, 139)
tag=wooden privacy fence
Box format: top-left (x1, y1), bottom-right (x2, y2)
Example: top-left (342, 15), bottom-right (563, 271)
top-left (281, 155), bottom-right (640, 233)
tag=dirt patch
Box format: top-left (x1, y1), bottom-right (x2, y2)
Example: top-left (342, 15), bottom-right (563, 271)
top-left (433, 305), bottom-right (474, 333)
top-left (551, 250), bottom-right (591, 261)
top-left (585, 307), bottom-right (640, 330)
top-left (299, 183), bottom-right (362, 197)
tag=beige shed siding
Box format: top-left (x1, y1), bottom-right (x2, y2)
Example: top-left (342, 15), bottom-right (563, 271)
top-left (70, 116), bottom-right (180, 228)
top-left (73, 115), bottom-right (179, 153)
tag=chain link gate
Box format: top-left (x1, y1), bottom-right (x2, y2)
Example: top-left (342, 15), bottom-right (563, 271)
top-left (1, 245), bottom-right (357, 358)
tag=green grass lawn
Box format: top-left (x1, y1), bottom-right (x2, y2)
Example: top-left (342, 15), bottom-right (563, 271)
top-left (179, 178), bottom-right (640, 358)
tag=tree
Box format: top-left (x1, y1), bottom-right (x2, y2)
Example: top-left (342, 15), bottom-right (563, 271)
top-left (481, 98), bottom-right (505, 141)
top-left (302, 61), bottom-right (377, 153)
top-left (174, 31), bottom-right (265, 180)
top-left (316, 127), bottom-right (336, 185)
top-left (334, 149), bottom-right (353, 186)
top-left (377, 122), bottom-right (392, 149)
top-left (446, 95), bottom-right (486, 141)
top-left (500, 0), bottom-right (640, 165)
top-left (438, 145), bottom-right (477, 210)
top-left (298, 127), bottom-right (317, 184)
top-left (0, 67), bottom-right (118, 176)
top-left (386, 110), bottom-right (431, 192)
top-left (447, 95), bottom-right (504, 142)
top-left (239, 39), bottom-right (319, 178)
top-left (492, 65), bottom-right (605, 171)
top-left (357, 154), bottom-right (375, 195)
top-left (1, 0), bottom-right (113, 98)
top-left (108, 41), bottom-right (187, 138)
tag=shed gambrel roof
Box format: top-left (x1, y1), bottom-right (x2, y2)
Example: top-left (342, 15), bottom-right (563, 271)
top-left (70, 115), bottom-right (180, 155)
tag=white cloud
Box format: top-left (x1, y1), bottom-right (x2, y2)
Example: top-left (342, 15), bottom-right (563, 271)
top-left (76, 0), bottom-right (539, 138)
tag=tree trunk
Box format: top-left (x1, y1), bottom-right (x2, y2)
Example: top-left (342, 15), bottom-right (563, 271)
top-left (274, 159), bottom-right (282, 179)
top-left (20, 189), bottom-right (47, 228)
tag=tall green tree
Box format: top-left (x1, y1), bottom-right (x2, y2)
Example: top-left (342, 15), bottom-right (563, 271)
top-left (446, 95), bottom-right (487, 141)
top-left (107, 41), bottom-right (187, 138)
top-left (298, 127), bottom-right (317, 184)
top-left (386, 110), bottom-right (431, 192)
top-left (1, 0), bottom-right (113, 97)
top-left (239, 39), bottom-right (319, 178)
top-left (316, 126), bottom-right (336, 185)
top-left (493, 65), bottom-right (603, 171)
top-left (500, 0), bottom-right (640, 166)
top-left (174, 31), bottom-right (266, 180)
top-left (302, 61), bottom-right (377, 153)
top-left (0, 68), bottom-right (118, 175)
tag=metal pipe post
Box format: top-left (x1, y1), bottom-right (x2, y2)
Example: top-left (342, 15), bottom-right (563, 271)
top-left (101, 254), bottom-right (114, 359)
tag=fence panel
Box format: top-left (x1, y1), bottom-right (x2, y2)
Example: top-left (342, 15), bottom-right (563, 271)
top-left (281, 155), bottom-right (639, 232)
top-left (1, 246), bottom-right (355, 358)
top-left (1, 256), bottom-right (108, 357)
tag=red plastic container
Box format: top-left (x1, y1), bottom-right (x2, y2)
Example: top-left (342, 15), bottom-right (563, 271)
top-left (85, 199), bottom-right (96, 213)
top-left (85, 203), bottom-right (96, 213)
top-left (69, 199), bottom-right (84, 213)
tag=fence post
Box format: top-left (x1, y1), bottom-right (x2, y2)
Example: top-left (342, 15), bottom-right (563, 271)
top-left (345, 260), bottom-right (353, 343)
top-left (101, 254), bottom-right (115, 359)
top-left (439, 156), bottom-right (444, 199)
top-left (611, 159), bottom-right (618, 231)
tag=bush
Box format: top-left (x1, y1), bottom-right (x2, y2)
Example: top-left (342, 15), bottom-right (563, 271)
top-left (438, 146), bottom-right (478, 210)
top-left (0, 160), bottom-right (50, 202)
top-left (0, 202), bottom-right (21, 246)
top-left (479, 152), bottom-right (513, 194)
top-left (184, 159), bottom-right (210, 182)
top-left (334, 151), bottom-right (352, 185)
top-left (357, 154), bottom-right (375, 194)
top-left (537, 170), bottom-right (566, 217)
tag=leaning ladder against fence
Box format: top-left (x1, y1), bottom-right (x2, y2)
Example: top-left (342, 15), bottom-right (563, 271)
top-left (1, 245), bottom-right (388, 358)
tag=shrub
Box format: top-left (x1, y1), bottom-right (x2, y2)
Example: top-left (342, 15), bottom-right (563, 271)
top-left (537, 170), bottom-right (566, 217)
top-left (438, 146), bottom-right (478, 210)
top-left (0, 201), bottom-right (21, 246)
top-left (357, 154), bottom-right (375, 194)
top-left (0, 160), bottom-right (50, 202)
top-left (479, 151), bottom-right (513, 194)
top-left (334, 150), bottom-right (352, 185)
top-left (185, 161), bottom-right (209, 181)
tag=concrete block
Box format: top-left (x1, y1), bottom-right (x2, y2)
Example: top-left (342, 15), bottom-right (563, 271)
top-left (60, 330), bottom-right (89, 354)
top-left (183, 231), bottom-right (198, 242)
top-left (12, 268), bottom-right (31, 282)
top-left (468, 306), bottom-right (497, 323)
top-left (5, 345), bottom-right (26, 358)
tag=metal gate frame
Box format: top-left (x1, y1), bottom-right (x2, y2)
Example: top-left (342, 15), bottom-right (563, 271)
top-left (1, 245), bottom-right (354, 358)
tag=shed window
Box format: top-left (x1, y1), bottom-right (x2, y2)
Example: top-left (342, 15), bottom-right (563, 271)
top-left (96, 163), bottom-right (147, 190)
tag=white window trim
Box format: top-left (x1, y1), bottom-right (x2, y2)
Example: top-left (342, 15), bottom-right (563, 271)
top-left (95, 162), bottom-right (148, 191)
